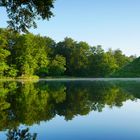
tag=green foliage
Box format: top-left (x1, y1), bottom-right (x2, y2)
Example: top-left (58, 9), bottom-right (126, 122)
top-left (113, 49), bottom-right (131, 68)
top-left (13, 34), bottom-right (49, 77)
top-left (36, 67), bottom-right (48, 77)
top-left (48, 55), bottom-right (66, 76)
top-left (55, 37), bottom-right (77, 75)
top-left (88, 51), bottom-right (118, 77)
top-left (0, 0), bottom-right (55, 32)
top-left (0, 62), bottom-right (9, 77)
top-left (0, 32), bottom-right (11, 77)
top-left (70, 41), bottom-right (90, 76)
top-left (5, 65), bottom-right (18, 77)
top-left (112, 57), bottom-right (140, 77)
top-left (0, 28), bottom-right (137, 78)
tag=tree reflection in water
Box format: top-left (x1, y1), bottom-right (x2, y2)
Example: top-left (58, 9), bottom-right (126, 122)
top-left (0, 80), bottom-right (139, 132)
top-left (6, 127), bottom-right (37, 140)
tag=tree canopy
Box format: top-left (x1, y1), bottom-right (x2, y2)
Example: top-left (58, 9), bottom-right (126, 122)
top-left (0, 0), bottom-right (55, 32)
top-left (0, 28), bottom-right (136, 78)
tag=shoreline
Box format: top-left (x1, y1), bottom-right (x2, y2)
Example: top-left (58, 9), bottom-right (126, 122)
top-left (1, 77), bottom-right (140, 82)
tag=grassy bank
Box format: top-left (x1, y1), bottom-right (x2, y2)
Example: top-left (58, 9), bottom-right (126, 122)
top-left (0, 75), bottom-right (39, 81)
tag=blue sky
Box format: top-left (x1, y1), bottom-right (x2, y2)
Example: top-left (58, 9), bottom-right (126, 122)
top-left (0, 0), bottom-right (140, 56)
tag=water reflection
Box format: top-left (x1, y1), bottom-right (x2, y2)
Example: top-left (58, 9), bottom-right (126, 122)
top-left (0, 80), bottom-right (140, 139)
top-left (6, 127), bottom-right (37, 140)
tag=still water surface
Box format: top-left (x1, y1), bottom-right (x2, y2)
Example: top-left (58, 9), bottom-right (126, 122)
top-left (0, 79), bottom-right (140, 140)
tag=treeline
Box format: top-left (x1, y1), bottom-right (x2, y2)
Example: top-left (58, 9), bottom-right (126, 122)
top-left (0, 28), bottom-right (136, 78)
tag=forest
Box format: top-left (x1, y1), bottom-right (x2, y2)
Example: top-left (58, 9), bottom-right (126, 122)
top-left (0, 28), bottom-right (136, 78)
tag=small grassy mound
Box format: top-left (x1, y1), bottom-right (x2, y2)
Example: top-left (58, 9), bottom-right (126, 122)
top-left (111, 57), bottom-right (140, 77)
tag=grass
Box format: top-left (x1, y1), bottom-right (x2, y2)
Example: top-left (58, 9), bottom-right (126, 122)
top-left (0, 75), bottom-right (39, 82)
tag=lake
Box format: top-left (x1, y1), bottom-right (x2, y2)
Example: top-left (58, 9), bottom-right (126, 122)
top-left (0, 79), bottom-right (140, 140)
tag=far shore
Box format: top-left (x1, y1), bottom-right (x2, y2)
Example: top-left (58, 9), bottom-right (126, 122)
top-left (1, 77), bottom-right (140, 82)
